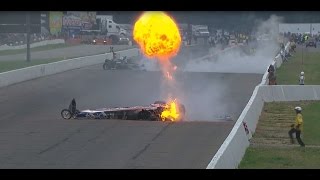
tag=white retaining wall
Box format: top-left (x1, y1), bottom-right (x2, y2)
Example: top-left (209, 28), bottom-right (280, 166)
top-left (207, 41), bottom-right (297, 169)
top-left (0, 48), bottom-right (139, 88)
top-left (0, 39), bottom-right (65, 51)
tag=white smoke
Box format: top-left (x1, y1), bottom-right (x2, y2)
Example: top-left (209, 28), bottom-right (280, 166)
top-left (181, 15), bottom-right (284, 74)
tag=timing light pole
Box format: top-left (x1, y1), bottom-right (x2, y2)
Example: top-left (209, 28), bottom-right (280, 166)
top-left (26, 12), bottom-right (31, 62)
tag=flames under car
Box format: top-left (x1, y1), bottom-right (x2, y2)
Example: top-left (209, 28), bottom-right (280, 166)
top-left (61, 99), bottom-right (185, 122)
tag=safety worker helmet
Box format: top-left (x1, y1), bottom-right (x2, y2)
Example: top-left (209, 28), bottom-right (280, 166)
top-left (294, 106), bottom-right (302, 112)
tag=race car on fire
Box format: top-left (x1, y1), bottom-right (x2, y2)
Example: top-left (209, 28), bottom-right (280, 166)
top-left (61, 99), bottom-right (185, 122)
top-left (103, 46), bottom-right (146, 70)
top-left (103, 55), bottom-right (146, 70)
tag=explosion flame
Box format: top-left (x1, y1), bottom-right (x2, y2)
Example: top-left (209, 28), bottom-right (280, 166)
top-left (161, 99), bottom-right (180, 122)
top-left (134, 11), bottom-right (183, 122)
top-left (133, 11), bottom-right (181, 60)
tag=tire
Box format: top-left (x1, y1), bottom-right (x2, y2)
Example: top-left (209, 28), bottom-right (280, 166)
top-left (98, 113), bottom-right (105, 119)
top-left (61, 109), bottom-right (72, 119)
top-left (138, 110), bottom-right (151, 120)
top-left (103, 62), bottom-right (113, 70)
top-left (103, 63), bottom-right (107, 70)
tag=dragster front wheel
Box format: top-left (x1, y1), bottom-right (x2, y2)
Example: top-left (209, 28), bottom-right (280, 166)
top-left (61, 109), bottom-right (72, 119)
top-left (103, 63), bottom-right (108, 70)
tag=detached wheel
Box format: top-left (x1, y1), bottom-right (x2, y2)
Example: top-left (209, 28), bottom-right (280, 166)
top-left (61, 109), bottom-right (72, 119)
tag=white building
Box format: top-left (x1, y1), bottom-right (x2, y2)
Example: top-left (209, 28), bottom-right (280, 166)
top-left (279, 23), bottom-right (320, 35)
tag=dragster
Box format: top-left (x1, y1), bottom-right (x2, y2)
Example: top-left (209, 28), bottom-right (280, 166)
top-left (61, 99), bottom-right (185, 122)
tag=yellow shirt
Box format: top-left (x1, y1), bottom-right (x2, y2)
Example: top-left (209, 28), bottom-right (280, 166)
top-left (295, 113), bottom-right (303, 132)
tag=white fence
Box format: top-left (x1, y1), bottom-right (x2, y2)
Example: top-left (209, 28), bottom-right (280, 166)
top-left (207, 41), bottom-right (296, 169)
top-left (0, 48), bottom-right (139, 88)
top-left (0, 39), bottom-right (65, 51)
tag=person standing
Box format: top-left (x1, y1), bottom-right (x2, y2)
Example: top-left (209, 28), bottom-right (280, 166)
top-left (299, 71), bottom-right (305, 85)
top-left (288, 106), bottom-right (305, 147)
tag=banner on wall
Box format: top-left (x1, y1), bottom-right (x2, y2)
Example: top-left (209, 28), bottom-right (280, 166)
top-left (49, 11), bottom-right (63, 35)
top-left (67, 11), bottom-right (96, 30)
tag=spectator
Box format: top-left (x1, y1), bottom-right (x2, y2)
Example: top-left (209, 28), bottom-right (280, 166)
top-left (290, 41), bottom-right (296, 53)
top-left (280, 50), bottom-right (288, 62)
top-left (268, 71), bottom-right (277, 85)
top-left (288, 107), bottom-right (305, 147)
top-left (268, 64), bottom-right (275, 73)
top-left (299, 71), bottom-right (305, 85)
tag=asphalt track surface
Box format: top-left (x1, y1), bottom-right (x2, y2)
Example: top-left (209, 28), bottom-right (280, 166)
top-left (0, 46), bottom-right (262, 168)
top-left (0, 45), bottom-right (134, 61)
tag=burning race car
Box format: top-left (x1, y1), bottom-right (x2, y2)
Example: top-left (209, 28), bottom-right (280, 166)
top-left (61, 99), bottom-right (185, 122)
top-left (103, 47), bottom-right (145, 70)
top-left (103, 56), bottom-right (146, 70)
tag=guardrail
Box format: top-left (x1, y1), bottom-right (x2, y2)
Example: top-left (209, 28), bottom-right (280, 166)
top-left (0, 48), bottom-right (139, 88)
top-left (207, 41), bottom-right (292, 169)
top-left (0, 39), bottom-right (65, 51)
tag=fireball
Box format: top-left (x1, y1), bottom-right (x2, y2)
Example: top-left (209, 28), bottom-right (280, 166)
top-left (133, 11), bottom-right (181, 60)
top-left (161, 99), bottom-right (180, 122)
top-left (134, 12), bottom-right (183, 122)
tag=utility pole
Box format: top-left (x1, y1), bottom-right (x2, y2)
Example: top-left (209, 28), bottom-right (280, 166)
top-left (310, 23), bottom-right (312, 36)
top-left (26, 12), bottom-right (31, 62)
top-left (302, 43), bottom-right (304, 67)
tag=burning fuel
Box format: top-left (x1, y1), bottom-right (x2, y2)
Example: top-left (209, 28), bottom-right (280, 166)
top-left (166, 71), bottom-right (173, 80)
top-left (173, 66), bottom-right (177, 71)
top-left (161, 99), bottom-right (180, 121)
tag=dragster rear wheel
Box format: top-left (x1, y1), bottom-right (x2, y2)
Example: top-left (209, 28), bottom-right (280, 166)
top-left (138, 110), bottom-right (152, 120)
top-left (61, 109), bottom-right (72, 119)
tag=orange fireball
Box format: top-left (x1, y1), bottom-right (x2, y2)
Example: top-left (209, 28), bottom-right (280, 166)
top-left (133, 11), bottom-right (181, 60)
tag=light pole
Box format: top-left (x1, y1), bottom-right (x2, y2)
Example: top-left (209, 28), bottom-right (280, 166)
top-left (26, 12), bottom-right (31, 62)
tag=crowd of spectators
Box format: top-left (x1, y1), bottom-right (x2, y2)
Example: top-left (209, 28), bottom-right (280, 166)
top-left (0, 33), bottom-right (64, 46)
top-left (281, 32), bottom-right (320, 44)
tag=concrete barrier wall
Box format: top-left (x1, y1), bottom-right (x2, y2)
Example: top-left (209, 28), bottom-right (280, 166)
top-left (0, 39), bottom-right (65, 51)
top-left (206, 85), bottom-right (262, 169)
top-left (0, 48), bottom-right (139, 88)
top-left (0, 65), bottom-right (45, 87)
top-left (207, 123), bottom-right (250, 169)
